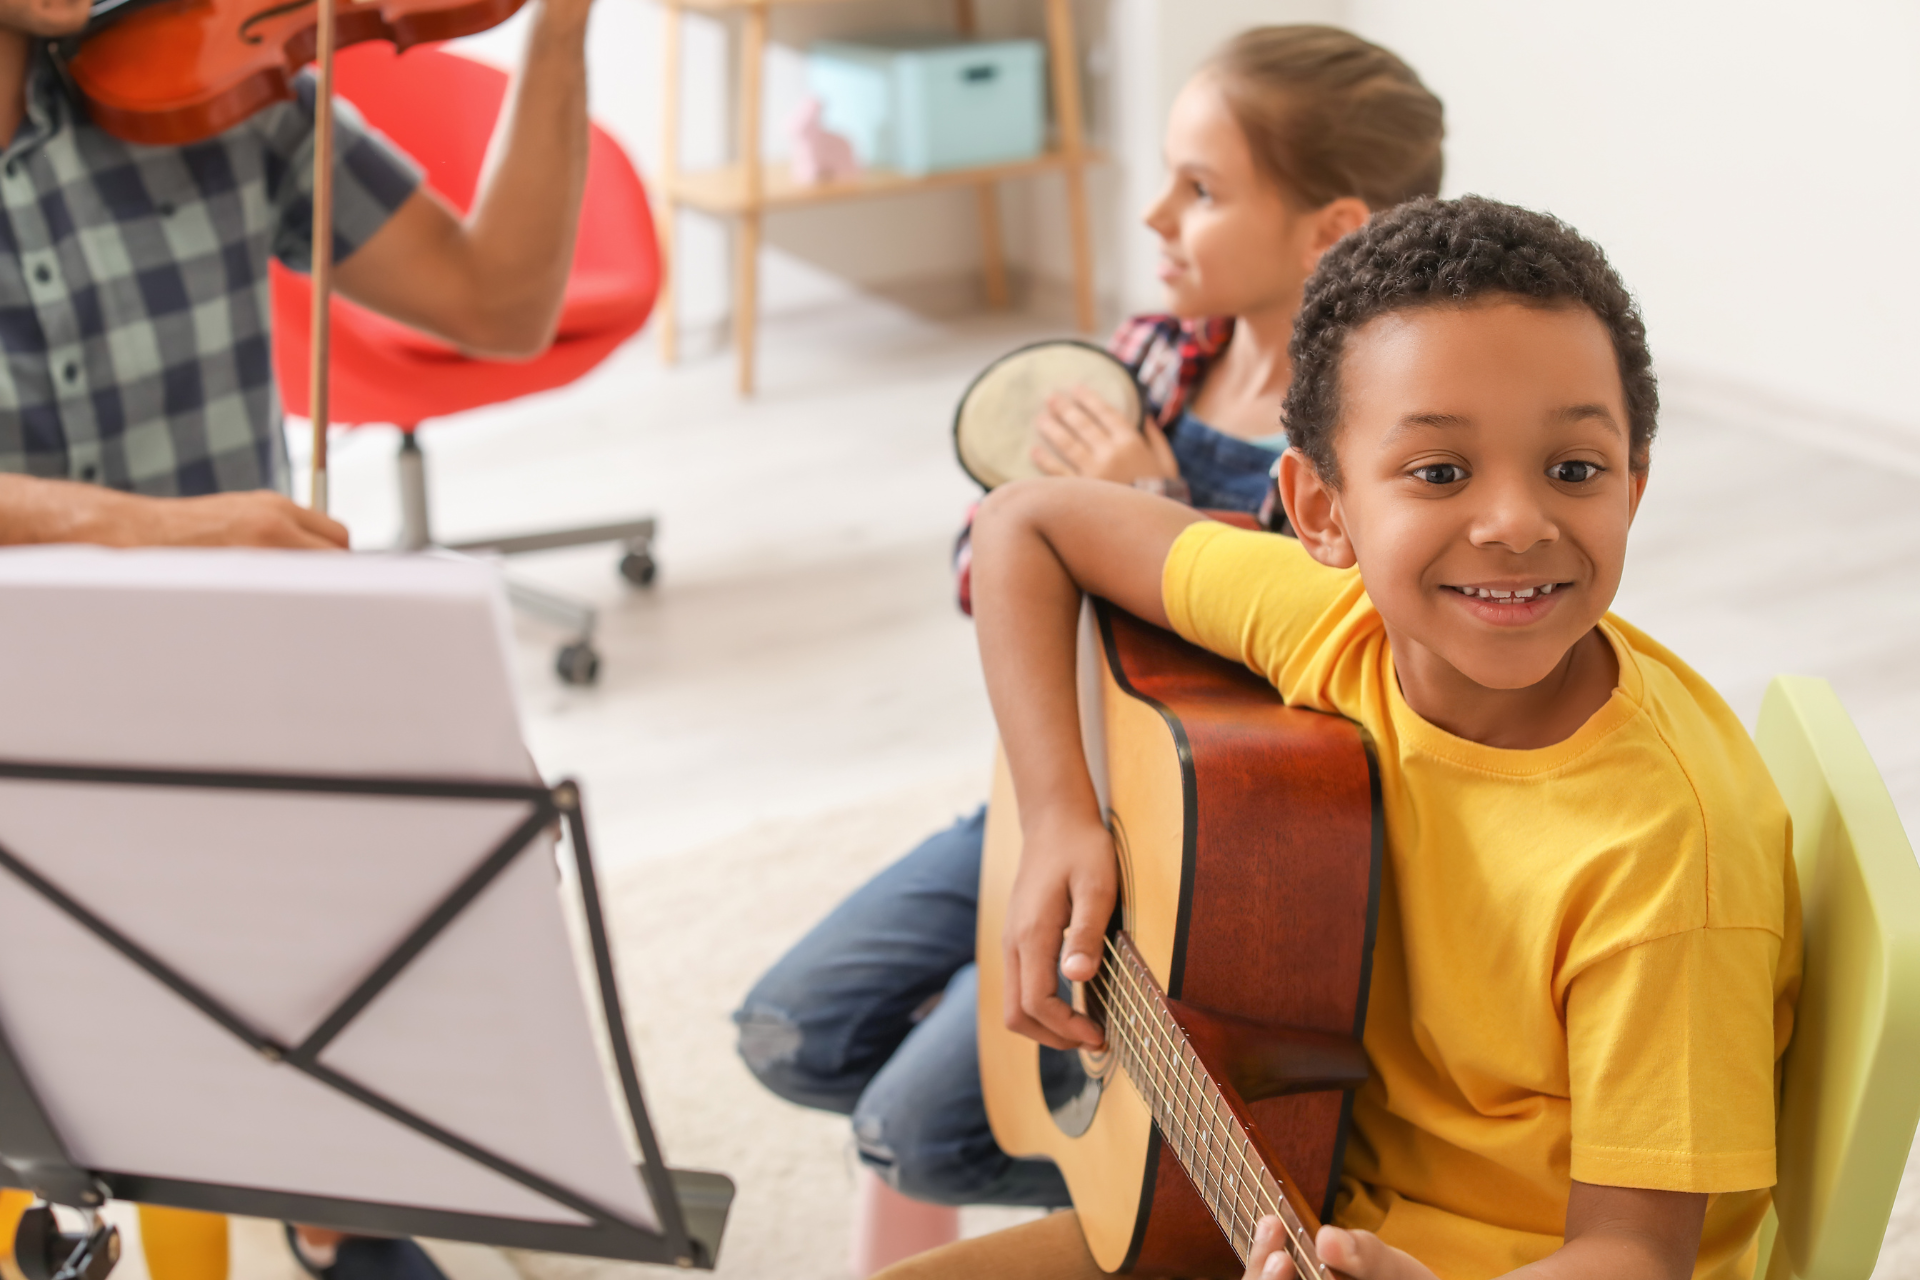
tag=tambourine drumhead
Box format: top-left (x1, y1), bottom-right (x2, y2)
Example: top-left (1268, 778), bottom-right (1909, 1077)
top-left (953, 340), bottom-right (1145, 489)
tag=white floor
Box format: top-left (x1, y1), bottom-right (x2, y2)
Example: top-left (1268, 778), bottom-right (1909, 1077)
top-left (300, 294), bottom-right (1920, 1276)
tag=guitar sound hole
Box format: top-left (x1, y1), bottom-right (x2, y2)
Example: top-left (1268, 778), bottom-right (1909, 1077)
top-left (1040, 972), bottom-right (1108, 1138)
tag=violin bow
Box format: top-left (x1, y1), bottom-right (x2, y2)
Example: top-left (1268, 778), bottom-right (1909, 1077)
top-left (307, 0), bottom-right (338, 514)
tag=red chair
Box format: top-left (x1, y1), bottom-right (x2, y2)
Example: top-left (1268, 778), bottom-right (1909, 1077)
top-left (273, 41), bottom-right (662, 685)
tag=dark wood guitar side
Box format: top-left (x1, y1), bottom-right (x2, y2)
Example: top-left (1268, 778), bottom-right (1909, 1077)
top-left (979, 596), bottom-right (1382, 1277)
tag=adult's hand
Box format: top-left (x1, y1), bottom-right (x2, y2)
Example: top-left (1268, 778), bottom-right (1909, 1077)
top-left (141, 491), bottom-right (350, 549)
top-left (1002, 810), bottom-right (1117, 1051)
top-left (0, 475), bottom-right (348, 549)
top-left (1032, 386), bottom-right (1178, 485)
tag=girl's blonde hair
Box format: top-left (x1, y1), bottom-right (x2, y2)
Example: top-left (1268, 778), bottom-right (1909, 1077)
top-left (1206, 25), bottom-right (1444, 211)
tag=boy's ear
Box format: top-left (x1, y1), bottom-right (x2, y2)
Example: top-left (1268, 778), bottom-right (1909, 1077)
top-left (1305, 197), bottom-right (1370, 265)
top-left (1278, 448), bottom-right (1357, 569)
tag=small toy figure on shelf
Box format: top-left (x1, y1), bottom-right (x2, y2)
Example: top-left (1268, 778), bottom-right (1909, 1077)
top-left (787, 96), bottom-right (860, 185)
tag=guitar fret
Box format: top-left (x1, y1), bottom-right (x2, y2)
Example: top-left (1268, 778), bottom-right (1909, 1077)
top-left (1097, 958), bottom-right (1189, 1167)
top-left (1104, 945), bottom-right (1204, 1182)
top-left (1105, 956), bottom-right (1194, 1166)
top-left (1220, 1101), bottom-right (1266, 1252)
top-left (1178, 1039), bottom-right (1216, 1210)
top-left (1103, 941), bottom-right (1231, 1239)
top-left (1096, 970), bottom-right (1196, 1166)
top-left (1095, 937), bottom-right (1331, 1280)
top-left (1212, 1085), bottom-right (1265, 1249)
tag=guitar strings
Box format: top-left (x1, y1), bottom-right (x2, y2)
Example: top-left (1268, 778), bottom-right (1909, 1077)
top-left (1088, 950), bottom-right (1263, 1249)
top-left (1091, 947), bottom-right (1316, 1272)
top-left (1091, 954), bottom-right (1285, 1263)
top-left (1086, 937), bottom-right (1324, 1274)
top-left (1096, 936), bottom-right (1327, 1277)
top-left (1088, 956), bottom-right (1280, 1262)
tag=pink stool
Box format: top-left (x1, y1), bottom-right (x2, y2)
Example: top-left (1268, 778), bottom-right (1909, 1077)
top-left (850, 1167), bottom-right (960, 1277)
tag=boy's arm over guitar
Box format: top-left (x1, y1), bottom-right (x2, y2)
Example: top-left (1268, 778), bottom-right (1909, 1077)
top-left (970, 478), bottom-right (1206, 1051)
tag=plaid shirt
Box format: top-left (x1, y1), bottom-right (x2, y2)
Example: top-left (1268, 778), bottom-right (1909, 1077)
top-left (952, 313), bottom-right (1236, 613)
top-left (0, 46), bottom-right (420, 496)
top-left (1105, 313), bottom-right (1234, 427)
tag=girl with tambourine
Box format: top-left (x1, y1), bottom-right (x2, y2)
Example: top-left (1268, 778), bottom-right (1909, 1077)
top-left (735, 23), bottom-right (1447, 1213)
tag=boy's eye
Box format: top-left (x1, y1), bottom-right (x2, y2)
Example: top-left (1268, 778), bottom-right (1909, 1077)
top-left (1192, 180), bottom-right (1211, 200)
top-left (1549, 460), bottom-right (1603, 483)
top-left (1412, 463), bottom-right (1465, 486)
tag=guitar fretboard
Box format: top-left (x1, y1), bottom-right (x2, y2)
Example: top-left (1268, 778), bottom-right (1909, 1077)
top-left (1090, 935), bottom-right (1332, 1280)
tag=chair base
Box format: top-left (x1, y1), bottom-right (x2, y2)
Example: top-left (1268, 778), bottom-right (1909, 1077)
top-left (394, 432), bottom-right (655, 687)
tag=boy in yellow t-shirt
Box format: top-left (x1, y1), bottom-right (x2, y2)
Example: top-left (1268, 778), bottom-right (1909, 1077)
top-left (955, 197), bottom-right (1801, 1280)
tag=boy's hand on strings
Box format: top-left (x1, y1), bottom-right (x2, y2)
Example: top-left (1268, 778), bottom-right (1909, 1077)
top-left (1003, 809), bottom-right (1116, 1050)
top-left (1032, 386), bottom-right (1178, 485)
top-left (1243, 1217), bottom-right (1436, 1280)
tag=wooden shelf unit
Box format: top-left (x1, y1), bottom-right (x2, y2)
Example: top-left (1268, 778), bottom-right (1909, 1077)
top-left (653, 0), bottom-right (1098, 394)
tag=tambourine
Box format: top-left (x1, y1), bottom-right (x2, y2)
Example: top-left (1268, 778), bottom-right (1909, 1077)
top-left (952, 339), bottom-right (1145, 490)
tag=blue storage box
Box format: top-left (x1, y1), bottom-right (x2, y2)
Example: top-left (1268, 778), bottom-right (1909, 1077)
top-left (806, 35), bottom-right (1047, 177)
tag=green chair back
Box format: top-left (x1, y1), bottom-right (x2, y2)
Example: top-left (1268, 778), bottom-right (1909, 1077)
top-left (1754, 676), bottom-right (1920, 1279)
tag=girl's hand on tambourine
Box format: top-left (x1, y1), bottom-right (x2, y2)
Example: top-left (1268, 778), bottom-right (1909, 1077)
top-left (1032, 385), bottom-right (1178, 484)
top-left (1244, 1218), bottom-right (1437, 1280)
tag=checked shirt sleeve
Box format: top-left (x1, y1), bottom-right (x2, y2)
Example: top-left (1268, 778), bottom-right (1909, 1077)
top-left (258, 72), bottom-right (424, 273)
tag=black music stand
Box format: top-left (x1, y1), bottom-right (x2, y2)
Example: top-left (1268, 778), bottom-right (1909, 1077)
top-left (0, 549), bottom-right (731, 1272)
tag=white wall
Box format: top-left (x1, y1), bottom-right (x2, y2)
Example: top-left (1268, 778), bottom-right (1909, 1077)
top-left (450, 0), bottom-right (1920, 447)
top-left (1347, 0), bottom-right (1920, 444)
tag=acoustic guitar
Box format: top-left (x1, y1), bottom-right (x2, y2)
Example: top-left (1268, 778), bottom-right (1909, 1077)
top-left (977, 592), bottom-right (1382, 1279)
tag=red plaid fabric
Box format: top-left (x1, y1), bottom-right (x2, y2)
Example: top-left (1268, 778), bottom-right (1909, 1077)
top-left (1108, 313), bottom-right (1235, 427)
top-left (952, 314), bottom-right (1235, 614)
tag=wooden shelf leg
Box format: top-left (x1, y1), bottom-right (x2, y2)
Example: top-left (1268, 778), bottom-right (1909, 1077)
top-left (657, 1), bottom-right (681, 366)
top-left (953, 0), bottom-right (1006, 311)
top-left (1062, 164), bottom-right (1094, 332)
top-left (736, 211), bottom-right (760, 396)
top-left (735, 2), bottom-right (767, 396)
top-left (976, 183), bottom-right (1008, 309)
top-left (1044, 0), bottom-right (1096, 333)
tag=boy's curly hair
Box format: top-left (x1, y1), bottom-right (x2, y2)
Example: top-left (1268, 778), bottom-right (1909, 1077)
top-left (1281, 196), bottom-right (1658, 482)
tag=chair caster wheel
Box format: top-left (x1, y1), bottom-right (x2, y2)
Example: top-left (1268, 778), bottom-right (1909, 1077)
top-left (619, 547), bottom-right (657, 587)
top-left (556, 642), bottom-right (601, 686)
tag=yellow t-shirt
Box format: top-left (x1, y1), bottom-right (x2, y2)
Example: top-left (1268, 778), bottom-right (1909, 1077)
top-left (1161, 522), bottom-right (1802, 1280)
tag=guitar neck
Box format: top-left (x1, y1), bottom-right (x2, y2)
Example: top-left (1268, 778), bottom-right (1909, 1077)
top-left (1093, 935), bottom-right (1334, 1280)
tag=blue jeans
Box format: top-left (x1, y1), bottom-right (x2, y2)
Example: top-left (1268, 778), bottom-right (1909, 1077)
top-left (1165, 410), bottom-right (1282, 512)
top-left (733, 807), bottom-right (1070, 1206)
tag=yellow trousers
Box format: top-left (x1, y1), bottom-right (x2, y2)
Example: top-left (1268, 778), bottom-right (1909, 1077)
top-left (871, 1211), bottom-right (1106, 1280)
top-left (0, 1192), bottom-right (226, 1280)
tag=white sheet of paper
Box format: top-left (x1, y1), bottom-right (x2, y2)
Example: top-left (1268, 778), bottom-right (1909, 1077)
top-left (0, 548), bottom-right (657, 1231)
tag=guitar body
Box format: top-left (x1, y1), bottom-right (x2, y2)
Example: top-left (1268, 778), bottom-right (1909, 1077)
top-left (978, 598), bottom-right (1381, 1277)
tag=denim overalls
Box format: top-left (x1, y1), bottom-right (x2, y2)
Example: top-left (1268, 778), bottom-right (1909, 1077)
top-left (1165, 411), bottom-right (1285, 512)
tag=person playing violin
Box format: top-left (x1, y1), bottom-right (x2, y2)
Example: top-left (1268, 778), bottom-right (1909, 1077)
top-left (0, 0), bottom-right (597, 549)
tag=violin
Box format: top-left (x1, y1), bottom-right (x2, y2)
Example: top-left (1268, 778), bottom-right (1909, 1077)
top-left (71, 0), bottom-right (526, 147)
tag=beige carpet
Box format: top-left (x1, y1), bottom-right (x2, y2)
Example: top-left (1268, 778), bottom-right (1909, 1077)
top-left (582, 766), bottom-right (1040, 1280)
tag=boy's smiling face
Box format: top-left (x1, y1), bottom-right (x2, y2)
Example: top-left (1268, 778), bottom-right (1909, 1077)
top-left (1280, 297), bottom-right (1649, 744)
